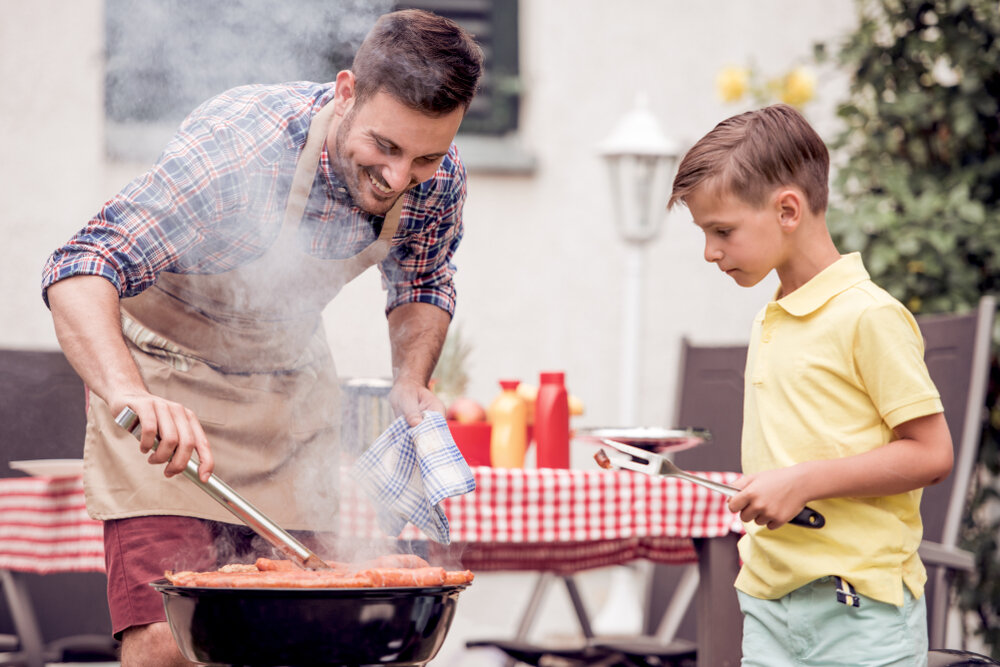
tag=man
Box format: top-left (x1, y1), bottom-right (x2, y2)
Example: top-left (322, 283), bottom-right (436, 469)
top-left (41, 9), bottom-right (482, 666)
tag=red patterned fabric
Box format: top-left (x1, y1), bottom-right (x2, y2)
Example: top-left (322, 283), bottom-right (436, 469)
top-left (0, 476), bottom-right (103, 573)
top-left (0, 467), bottom-right (743, 575)
top-left (341, 467), bottom-right (744, 573)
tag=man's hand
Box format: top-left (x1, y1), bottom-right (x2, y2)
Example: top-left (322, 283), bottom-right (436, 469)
top-left (388, 377), bottom-right (446, 427)
top-left (111, 391), bottom-right (215, 482)
top-left (387, 302), bottom-right (451, 427)
top-left (47, 276), bottom-right (214, 481)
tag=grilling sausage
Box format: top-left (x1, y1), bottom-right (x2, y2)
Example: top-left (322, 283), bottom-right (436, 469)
top-left (164, 556), bottom-right (474, 588)
top-left (255, 557), bottom-right (351, 572)
top-left (363, 553), bottom-right (431, 569)
top-left (358, 566), bottom-right (447, 587)
top-left (166, 569), bottom-right (374, 588)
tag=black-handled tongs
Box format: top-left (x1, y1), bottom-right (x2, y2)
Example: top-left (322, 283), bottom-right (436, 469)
top-left (596, 438), bottom-right (825, 529)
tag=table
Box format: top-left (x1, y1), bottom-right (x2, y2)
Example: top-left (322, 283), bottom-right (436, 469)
top-left (1, 467), bottom-right (745, 667)
top-left (340, 466), bottom-right (745, 666)
top-left (0, 475), bottom-right (105, 667)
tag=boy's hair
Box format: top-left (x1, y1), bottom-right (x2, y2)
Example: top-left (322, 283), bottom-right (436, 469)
top-left (669, 104), bottom-right (830, 215)
top-left (352, 9), bottom-right (484, 115)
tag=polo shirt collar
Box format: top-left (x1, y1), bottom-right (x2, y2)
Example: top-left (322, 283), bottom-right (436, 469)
top-left (774, 252), bottom-right (869, 317)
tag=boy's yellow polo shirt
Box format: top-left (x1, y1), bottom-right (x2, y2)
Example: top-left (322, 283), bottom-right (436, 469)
top-left (735, 252), bottom-right (943, 606)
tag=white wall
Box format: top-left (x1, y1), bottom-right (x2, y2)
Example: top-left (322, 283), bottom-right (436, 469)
top-left (326, 1), bottom-right (858, 436)
top-left (0, 0), bottom-right (860, 661)
top-left (1, 0), bottom-right (857, 439)
top-left (1, 0), bottom-right (105, 345)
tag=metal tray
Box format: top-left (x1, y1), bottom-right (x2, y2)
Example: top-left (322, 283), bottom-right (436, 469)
top-left (574, 426), bottom-right (711, 453)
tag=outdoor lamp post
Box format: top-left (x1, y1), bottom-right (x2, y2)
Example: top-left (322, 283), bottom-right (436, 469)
top-left (599, 95), bottom-right (680, 426)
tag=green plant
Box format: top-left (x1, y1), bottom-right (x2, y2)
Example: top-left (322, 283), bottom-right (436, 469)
top-left (816, 0), bottom-right (1000, 654)
top-left (430, 324), bottom-right (472, 406)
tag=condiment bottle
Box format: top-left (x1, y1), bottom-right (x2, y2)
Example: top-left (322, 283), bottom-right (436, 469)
top-left (488, 380), bottom-right (528, 468)
top-left (534, 371), bottom-right (570, 468)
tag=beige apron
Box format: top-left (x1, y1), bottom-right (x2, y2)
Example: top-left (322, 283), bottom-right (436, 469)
top-left (83, 100), bottom-right (403, 530)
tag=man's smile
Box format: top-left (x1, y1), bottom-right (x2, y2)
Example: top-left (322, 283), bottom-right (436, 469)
top-left (366, 169), bottom-right (394, 196)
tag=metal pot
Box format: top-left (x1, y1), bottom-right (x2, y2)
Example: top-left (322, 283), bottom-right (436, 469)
top-left (152, 580), bottom-right (468, 666)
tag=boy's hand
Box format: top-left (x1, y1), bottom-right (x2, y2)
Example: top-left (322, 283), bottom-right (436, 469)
top-left (729, 467), bottom-right (812, 530)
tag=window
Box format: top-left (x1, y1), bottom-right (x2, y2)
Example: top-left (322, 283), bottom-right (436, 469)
top-left (104, 0), bottom-right (388, 160)
top-left (104, 0), bottom-right (523, 166)
top-left (394, 0), bottom-right (520, 136)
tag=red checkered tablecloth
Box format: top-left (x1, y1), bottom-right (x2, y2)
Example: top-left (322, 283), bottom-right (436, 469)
top-left (0, 467), bottom-right (743, 576)
top-left (0, 476), bottom-right (104, 574)
top-left (339, 467), bottom-right (745, 574)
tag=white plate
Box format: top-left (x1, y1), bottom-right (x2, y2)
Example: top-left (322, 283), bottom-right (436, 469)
top-left (574, 426), bottom-right (711, 453)
top-left (9, 459), bottom-right (84, 477)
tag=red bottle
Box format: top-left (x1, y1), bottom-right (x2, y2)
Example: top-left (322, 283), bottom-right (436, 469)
top-left (534, 371), bottom-right (570, 468)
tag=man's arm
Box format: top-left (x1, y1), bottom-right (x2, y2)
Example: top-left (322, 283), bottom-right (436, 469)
top-left (386, 302), bottom-right (450, 426)
top-left (47, 275), bottom-right (213, 480)
top-left (729, 411), bottom-right (953, 529)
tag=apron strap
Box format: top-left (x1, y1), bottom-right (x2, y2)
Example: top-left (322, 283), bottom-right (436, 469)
top-left (283, 99), bottom-right (404, 240)
top-left (282, 101), bottom-right (338, 230)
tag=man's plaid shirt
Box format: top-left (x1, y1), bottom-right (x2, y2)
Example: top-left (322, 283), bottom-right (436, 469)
top-left (42, 81), bottom-right (466, 316)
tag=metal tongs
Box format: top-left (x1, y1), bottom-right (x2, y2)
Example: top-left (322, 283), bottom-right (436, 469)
top-left (115, 407), bottom-right (332, 569)
top-left (596, 438), bottom-right (825, 529)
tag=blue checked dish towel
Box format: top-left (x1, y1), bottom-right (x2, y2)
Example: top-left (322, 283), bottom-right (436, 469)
top-left (352, 411), bottom-right (476, 544)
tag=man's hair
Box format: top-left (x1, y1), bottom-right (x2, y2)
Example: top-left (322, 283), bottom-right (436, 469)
top-left (669, 104), bottom-right (830, 214)
top-left (352, 9), bottom-right (484, 115)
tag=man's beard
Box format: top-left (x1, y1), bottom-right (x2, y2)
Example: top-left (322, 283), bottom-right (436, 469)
top-left (330, 110), bottom-right (400, 217)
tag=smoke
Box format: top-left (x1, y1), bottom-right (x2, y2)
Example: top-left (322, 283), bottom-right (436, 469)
top-left (102, 0), bottom-right (467, 569)
top-left (105, 0), bottom-right (392, 124)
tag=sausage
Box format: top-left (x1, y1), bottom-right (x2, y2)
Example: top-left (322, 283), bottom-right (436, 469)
top-left (594, 449), bottom-right (614, 469)
top-left (165, 557), bottom-right (473, 589)
top-left (255, 557), bottom-right (351, 572)
top-left (358, 566), bottom-right (447, 587)
top-left (363, 553), bottom-right (431, 569)
top-left (219, 563), bottom-right (259, 573)
top-left (444, 569), bottom-right (475, 585)
top-left (166, 569), bottom-right (375, 588)
top-left (254, 557), bottom-right (298, 571)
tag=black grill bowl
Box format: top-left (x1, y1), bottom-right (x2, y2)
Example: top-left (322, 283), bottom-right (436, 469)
top-left (152, 580), bottom-right (468, 666)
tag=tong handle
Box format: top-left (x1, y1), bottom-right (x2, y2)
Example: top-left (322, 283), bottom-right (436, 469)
top-left (791, 506), bottom-right (825, 529)
top-left (114, 407), bottom-right (331, 570)
top-left (677, 468), bottom-right (825, 529)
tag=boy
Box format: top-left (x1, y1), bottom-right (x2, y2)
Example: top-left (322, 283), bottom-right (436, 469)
top-left (669, 104), bottom-right (953, 666)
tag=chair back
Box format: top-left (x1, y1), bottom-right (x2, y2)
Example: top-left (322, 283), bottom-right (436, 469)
top-left (0, 349), bottom-right (114, 647)
top-left (0, 349), bottom-right (87, 476)
top-left (916, 296), bottom-right (995, 549)
top-left (646, 339), bottom-right (749, 638)
top-left (672, 339), bottom-right (748, 473)
top-left (916, 296), bottom-right (996, 648)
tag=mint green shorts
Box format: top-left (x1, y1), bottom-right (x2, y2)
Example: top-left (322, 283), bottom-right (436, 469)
top-left (738, 577), bottom-right (928, 666)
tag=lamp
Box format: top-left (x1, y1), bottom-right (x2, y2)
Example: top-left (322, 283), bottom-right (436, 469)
top-left (594, 95), bottom-right (680, 638)
top-left (598, 95), bottom-right (680, 426)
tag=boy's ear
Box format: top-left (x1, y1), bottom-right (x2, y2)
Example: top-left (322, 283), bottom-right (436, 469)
top-left (776, 189), bottom-right (803, 232)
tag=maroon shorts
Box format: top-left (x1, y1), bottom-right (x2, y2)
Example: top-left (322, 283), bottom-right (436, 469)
top-left (104, 515), bottom-right (330, 639)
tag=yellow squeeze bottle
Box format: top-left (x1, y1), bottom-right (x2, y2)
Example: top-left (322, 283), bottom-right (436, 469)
top-left (488, 380), bottom-right (528, 468)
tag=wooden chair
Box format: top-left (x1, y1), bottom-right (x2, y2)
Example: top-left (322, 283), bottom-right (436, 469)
top-left (0, 349), bottom-right (119, 665)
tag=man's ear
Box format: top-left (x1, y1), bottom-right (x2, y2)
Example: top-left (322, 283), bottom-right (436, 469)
top-left (333, 70), bottom-right (356, 116)
top-left (776, 188), bottom-right (803, 233)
